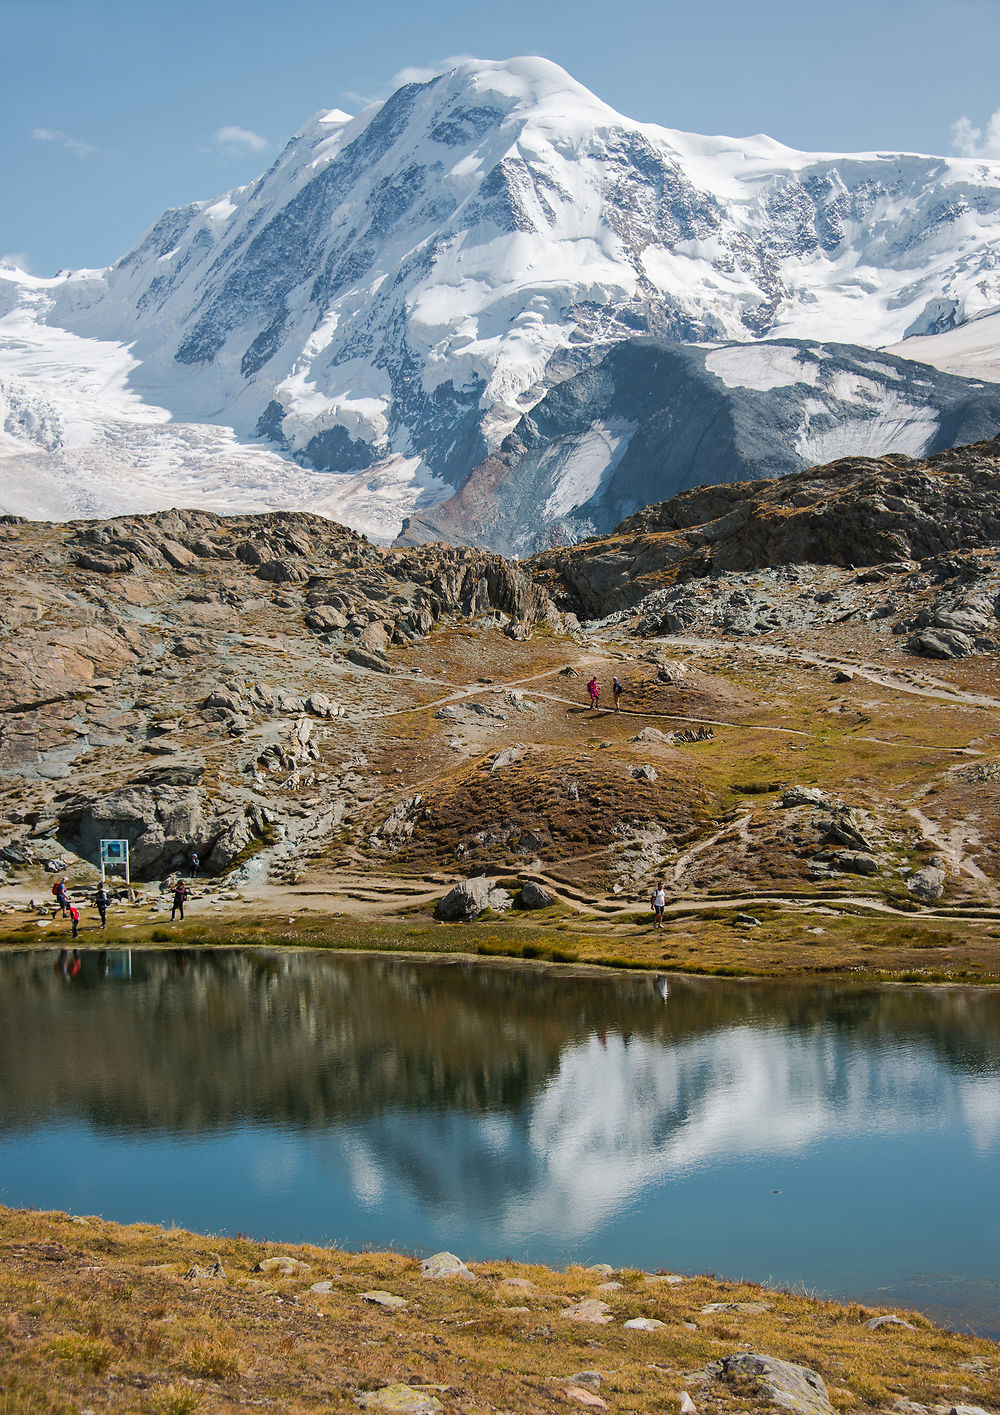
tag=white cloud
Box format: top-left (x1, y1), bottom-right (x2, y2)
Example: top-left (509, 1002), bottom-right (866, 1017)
top-left (30, 127), bottom-right (97, 157)
top-left (390, 54), bottom-right (477, 88)
top-left (951, 109), bottom-right (1000, 159)
top-left (1, 252), bottom-right (33, 274)
top-left (213, 124), bottom-right (269, 154)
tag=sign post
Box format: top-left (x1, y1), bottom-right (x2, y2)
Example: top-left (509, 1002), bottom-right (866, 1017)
top-left (99, 839), bottom-right (130, 888)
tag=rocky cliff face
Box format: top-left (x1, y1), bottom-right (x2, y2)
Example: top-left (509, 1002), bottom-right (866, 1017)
top-left (398, 338), bottom-right (1000, 555)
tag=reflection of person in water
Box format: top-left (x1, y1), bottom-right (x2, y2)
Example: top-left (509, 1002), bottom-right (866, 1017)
top-left (55, 948), bottom-right (81, 981)
top-left (655, 975), bottom-right (670, 1004)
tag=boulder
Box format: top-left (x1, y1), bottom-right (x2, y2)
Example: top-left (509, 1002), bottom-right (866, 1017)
top-left (519, 880), bottom-right (553, 909)
top-left (716, 1353), bottom-right (833, 1415)
top-left (830, 850), bottom-right (878, 876)
top-left (346, 647), bottom-right (392, 674)
top-left (906, 629), bottom-right (975, 659)
top-left (434, 878), bottom-right (513, 921)
top-left (419, 1251), bottom-right (475, 1280)
top-left (630, 764), bottom-right (658, 783)
top-left (907, 864), bottom-right (946, 901)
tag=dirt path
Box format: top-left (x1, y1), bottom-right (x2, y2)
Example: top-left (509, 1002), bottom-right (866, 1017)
top-left (656, 635), bottom-right (1000, 710)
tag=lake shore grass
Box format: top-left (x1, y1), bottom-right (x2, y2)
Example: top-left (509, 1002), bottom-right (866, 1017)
top-left (3, 894), bottom-right (999, 987)
top-left (2, 1205), bottom-right (997, 1415)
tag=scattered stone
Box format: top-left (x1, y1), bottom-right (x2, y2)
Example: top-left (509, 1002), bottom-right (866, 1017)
top-left (595, 1281), bottom-right (622, 1292)
top-left (672, 725), bottom-right (714, 743)
top-left (679, 1395), bottom-right (698, 1414)
top-left (361, 1290), bottom-right (409, 1309)
top-left (184, 1255), bottom-right (225, 1280)
top-left (865, 1314), bottom-right (916, 1330)
top-left (252, 1256), bottom-right (311, 1276)
top-left (629, 764), bottom-right (658, 783)
top-left (356, 1386), bottom-right (444, 1413)
top-left (701, 1301), bottom-right (773, 1314)
top-left (630, 726), bottom-right (671, 743)
top-left (833, 668), bottom-right (855, 683)
top-left (501, 1276), bottom-right (536, 1292)
top-left (309, 1280), bottom-right (335, 1294)
top-left (519, 879), bottom-right (553, 909)
top-left (623, 1317), bottom-right (666, 1331)
top-left (490, 744), bottom-right (526, 772)
top-left (716, 1352), bottom-right (833, 1415)
top-left (734, 913), bottom-right (761, 928)
top-left (419, 1251), bottom-right (475, 1280)
top-left (563, 1388), bottom-right (608, 1409)
top-left (782, 785), bottom-right (837, 809)
top-left (644, 1273), bottom-right (685, 1285)
top-left (830, 849), bottom-right (878, 875)
top-left (565, 1372), bottom-right (603, 1389)
top-left (560, 1299), bottom-right (613, 1324)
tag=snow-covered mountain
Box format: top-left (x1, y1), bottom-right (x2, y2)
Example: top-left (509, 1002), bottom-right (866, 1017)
top-left (3, 55), bottom-right (1000, 536)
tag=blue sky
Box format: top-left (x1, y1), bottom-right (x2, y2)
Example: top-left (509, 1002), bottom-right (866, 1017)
top-left (3, 0), bottom-right (999, 275)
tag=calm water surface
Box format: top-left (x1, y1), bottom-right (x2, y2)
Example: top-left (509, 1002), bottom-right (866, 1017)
top-left (1, 949), bottom-right (998, 1337)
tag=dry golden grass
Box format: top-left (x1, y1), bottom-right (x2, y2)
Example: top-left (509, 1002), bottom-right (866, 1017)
top-left (1, 1207), bottom-right (996, 1414)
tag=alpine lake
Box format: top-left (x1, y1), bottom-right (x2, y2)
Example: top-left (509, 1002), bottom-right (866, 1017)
top-left (1, 948), bottom-right (998, 1339)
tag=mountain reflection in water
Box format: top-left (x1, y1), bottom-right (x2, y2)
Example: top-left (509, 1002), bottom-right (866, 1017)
top-left (1, 949), bottom-right (998, 1336)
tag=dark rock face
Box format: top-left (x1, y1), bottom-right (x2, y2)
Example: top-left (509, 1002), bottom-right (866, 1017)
top-left (399, 338), bottom-right (1000, 556)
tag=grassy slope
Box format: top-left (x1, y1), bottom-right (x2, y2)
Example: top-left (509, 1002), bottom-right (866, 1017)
top-left (2, 1207), bottom-right (997, 1415)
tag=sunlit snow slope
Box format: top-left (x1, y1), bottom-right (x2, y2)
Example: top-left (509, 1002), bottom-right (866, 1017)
top-left (3, 55), bottom-right (1000, 535)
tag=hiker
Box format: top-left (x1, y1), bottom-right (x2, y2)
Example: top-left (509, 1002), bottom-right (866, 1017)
top-left (612, 677), bottom-right (623, 711)
top-left (650, 880), bottom-right (667, 930)
top-left (69, 902), bottom-right (80, 939)
top-left (52, 877), bottom-right (70, 917)
top-left (188, 849), bottom-right (200, 875)
top-left (587, 676), bottom-right (600, 709)
top-left (171, 879), bottom-right (187, 922)
top-left (94, 884), bottom-right (108, 929)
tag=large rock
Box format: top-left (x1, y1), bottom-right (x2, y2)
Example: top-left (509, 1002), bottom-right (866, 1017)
top-left (57, 786), bottom-right (205, 877)
top-left (519, 879), bottom-right (553, 909)
top-left (716, 1353), bottom-right (833, 1415)
top-left (906, 628), bottom-right (976, 659)
top-left (907, 864), bottom-right (946, 900)
top-left (434, 878), bottom-right (513, 921)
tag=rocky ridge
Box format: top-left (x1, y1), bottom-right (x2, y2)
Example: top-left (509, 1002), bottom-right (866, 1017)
top-left (532, 435), bottom-right (1000, 655)
top-left (0, 507), bottom-right (560, 883)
